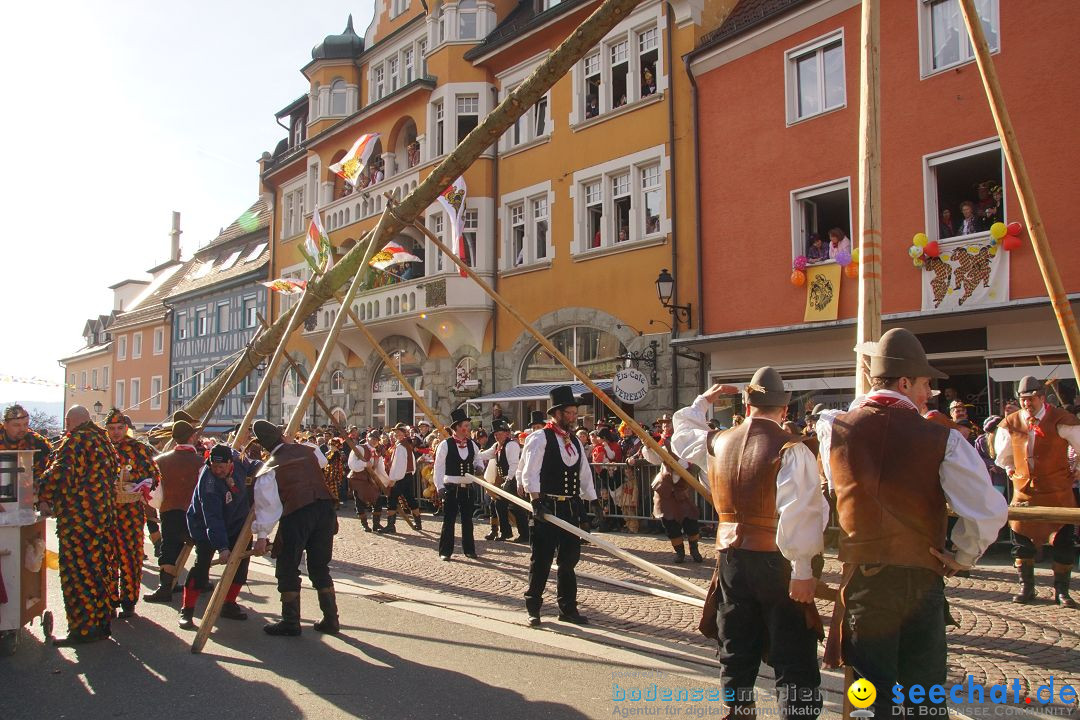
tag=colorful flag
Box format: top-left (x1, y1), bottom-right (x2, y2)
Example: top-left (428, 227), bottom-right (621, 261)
top-left (261, 278), bottom-right (307, 295)
top-left (305, 205), bottom-right (334, 274)
top-left (436, 176), bottom-right (468, 277)
top-left (329, 133), bottom-right (380, 188)
top-left (369, 241), bottom-right (422, 271)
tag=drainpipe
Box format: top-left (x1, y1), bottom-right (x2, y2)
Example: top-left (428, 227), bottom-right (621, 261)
top-left (665, 2), bottom-right (680, 411)
top-left (490, 87), bottom-right (500, 411)
top-left (685, 43), bottom-right (706, 391)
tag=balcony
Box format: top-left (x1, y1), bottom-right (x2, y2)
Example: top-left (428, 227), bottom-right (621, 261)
top-left (317, 168), bottom-right (422, 234)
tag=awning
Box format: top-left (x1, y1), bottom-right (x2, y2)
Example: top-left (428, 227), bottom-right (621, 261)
top-left (988, 364), bottom-right (1075, 382)
top-left (469, 381), bottom-right (612, 404)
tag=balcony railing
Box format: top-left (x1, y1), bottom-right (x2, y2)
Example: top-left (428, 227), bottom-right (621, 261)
top-left (314, 168), bottom-right (422, 234)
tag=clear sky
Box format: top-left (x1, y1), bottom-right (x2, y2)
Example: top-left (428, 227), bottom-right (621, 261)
top-left (0, 0), bottom-right (374, 406)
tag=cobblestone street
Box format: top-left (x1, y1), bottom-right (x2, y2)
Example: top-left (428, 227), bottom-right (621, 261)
top-left (329, 511), bottom-right (1080, 697)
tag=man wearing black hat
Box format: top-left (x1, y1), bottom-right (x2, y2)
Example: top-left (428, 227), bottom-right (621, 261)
top-left (672, 367), bottom-right (828, 718)
top-left (249, 419), bottom-right (339, 635)
top-left (180, 445), bottom-right (254, 629)
top-left (519, 386), bottom-right (597, 626)
top-left (144, 419), bottom-right (204, 603)
top-left (433, 408), bottom-right (485, 560)
top-left (994, 375), bottom-right (1080, 607)
top-left (817, 328), bottom-right (1007, 717)
top-left (480, 419), bottom-right (528, 543)
top-left (381, 423), bottom-right (422, 534)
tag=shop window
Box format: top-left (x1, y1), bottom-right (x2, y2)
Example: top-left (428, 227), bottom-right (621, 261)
top-left (521, 327), bottom-right (625, 383)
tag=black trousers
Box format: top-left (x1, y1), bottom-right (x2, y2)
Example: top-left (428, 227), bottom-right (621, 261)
top-left (1012, 525), bottom-right (1076, 565)
top-left (159, 509), bottom-right (192, 568)
top-left (439, 484), bottom-right (475, 557)
top-left (842, 566), bottom-right (947, 719)
top-left (351, 488), bottom-right (375, 516)
top-left (525, 497), bottom-right (581, 616)
top-left (276, 500), bottom-right (336, 593)
top-left (388, 474), bottom-right (419, 511)
top-left (717, 548), bottom-right (822, 718)
top-left (663, 517), bottom-right (700, 540)
top-left (187, 536), bottom-right (250, 590)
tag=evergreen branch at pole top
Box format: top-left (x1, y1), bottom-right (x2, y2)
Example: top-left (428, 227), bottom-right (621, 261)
top-left (180, 0), bottom-right (650, 422)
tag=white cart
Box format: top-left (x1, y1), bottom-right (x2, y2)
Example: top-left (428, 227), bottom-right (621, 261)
top-left (0, 450), bottom-right (53, 655)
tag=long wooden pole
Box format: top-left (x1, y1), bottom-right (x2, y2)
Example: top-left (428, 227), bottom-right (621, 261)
top-left (854, 0), bottom-right (882, 396)
top-left (958, 0), bottom-right (1080, 382)
top-left (393, 200), bottom-right (711, 502)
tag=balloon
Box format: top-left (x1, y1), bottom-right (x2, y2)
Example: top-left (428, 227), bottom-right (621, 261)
top-left (913, 233), bottom-right (929, 248)
top-left (990, 222), bottom-right (1007, 240)
top-left (791, 269), bottom-right (806, 287)
top-left (844, 263), bottom-right (858, 279)
top-left (1007, 221), bottom-right (1023, 237)
top-left (1002, 235), bottom-right (1021, 252)
top-left (851, 248), bottom-right (860, 264)
top-left (793, 255), bottom-right (808, 272)
top-left (908, 245), bottom-right (923, 258)
top-left (913, 258), bottom-right (924, 268)
top-left (835, 250), bottom-right (852, 267)
top-left (924, 241), bottom-right (941, 258)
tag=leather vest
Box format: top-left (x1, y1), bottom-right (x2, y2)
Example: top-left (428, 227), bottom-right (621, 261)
top-left (272, 443), bottom-right (332, 517)
top-left (708, 419), bottom-right (794, 552)
top-left (155, 448), bottom-right (203, 513)
top-left (1002, 405), bottom-right (1079, 498)
top-left (442, 437), bottom-right (475, 478)
top-left (539, 429), bottom-right (582, 497)
top-left (830, 403), bottom-right (949, 572)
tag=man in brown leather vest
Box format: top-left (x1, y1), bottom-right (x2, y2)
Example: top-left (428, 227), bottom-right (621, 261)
top-left (144, 420), bottom-right (204, 603)
top-left (994, 375), bottom-right (1079, 607)
top-left (672, 367), bottom-right (829, 719)
top-left (817, 329), bottom-right (1007, 717)
top-left (250, 419), bottom-right (338, 636)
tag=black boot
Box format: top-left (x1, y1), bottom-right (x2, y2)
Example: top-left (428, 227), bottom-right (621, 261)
top-left (1013, 561), bottom-right (1036, 604)
top-left (360, 515), bottom-right (372, 532)
top-left (178, 607), bottom-right (197, 630)
top-left (484, 518), bottom-right (499, 541)
top-left (1053, 563), bottom-right (1078, 609)
top-left (313, 588), bottom-right (341, 634)
top-left (688, 541), bottom-right (703, 563)
top-left (143, 570), bottom-right (176, 603)
top-left (264, 592), bottom-right (302, 636)
top-left (379, 515), bottom-right (397, 534)
top-left (118, 600), bottom-right (136, 619)
top-left (371, 513), bottom-right (383, 533)
top-left (413, 512), bottom-right (422, 531)
top-left (673, 543), bottom-right (686, 564)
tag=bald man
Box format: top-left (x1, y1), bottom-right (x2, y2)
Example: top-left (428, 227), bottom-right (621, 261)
top-left (38, 405), bottom-right (121, 645)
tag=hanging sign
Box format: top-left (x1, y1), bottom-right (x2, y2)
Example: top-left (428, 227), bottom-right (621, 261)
top-left (613, 368), bottom-right (649, 405)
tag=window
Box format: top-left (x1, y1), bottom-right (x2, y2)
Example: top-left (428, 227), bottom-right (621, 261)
top-left (217, 303), bottom-right (230, 334)
top-left (921, 0), bottom-right (998, 75)
top-left (575, 151), bottom-right (667, 254)
top-left (153, 327), bottom-right (164, 354)
top-left (150, 377), bottom-right (162, 410)
top-left (115, 380), bottom-right (125, 409)
top-left (532, 96), bottom-right (548, 137)
top-left (132, 332), bottom-right (142, 359)
top-left (642, 164), bottom-right (662, 235)
top-left (584, 53), bottom-right (601, 119)
top-left (117, 335), bottom-right (127, 361)
top-left (373, 65), bottom-right (385, 101)
top-left (612, 173), bottom-right (631, 244)
top-left (458, 0), bottom-right (477, 39)
top-left (69, 373), bottom-right (75, 392)
top-left (462, 209), bottom-right (478, 267)
top-left (177, 313), bottom-right (188, 340)
top-left (510, 204), bottom-right (526, 267)
top-left (506, 193), bottom-right (551, 269)
top-left (331, 370), bottom-right (346, 394)
top-left (391, 0), bottom-right (409, 18)
top-left (786, 33), bottom-right (845, 122)
top-left (456, 95), bottom-right (479, 144)
top-left (926, 142), bottom-right (1003, 242)
top-left (283, 186), bottom-right (305, 237)
top-left (290, 115), bottom-right (306, 147)
top-left (521, 327), bottom-right (625, 383)
top-left (543, 0), bottom-right (563, 8)
top-left (330, 80), bottom-right (347, 115)
top-left (418, 39), bottom-right (428, 74)
top-left (91, 369), bottom-right (98, 390)
top-left (404, 47), bottom-right (415, 83)
top-left (429, 213), bottom-right (445, 272)
top-left (503, 82), bottom-right (550, 150)
top-left (80, 371), bottom-right (86, 391)
top-left (388, 57), bottom-right (399, 93)
top-left (610, 40), bottom-right (629, 109)
top-left (130, 378), bottom-right (141, 409)
top-left (579, 24), bottom-right (661, 122)
top-left (103, 367), bottom-right (109, 388)
top-left (790, 179), bottom-right (852, 262)
top-left (434, 101), bottom-right (445, 156)
top-left (243, 296), bottom-right (258, 328)
top-left (585, 182), bottom-right (603, 249)
top-left (639, 28), bottom-right (658, 98)
top-left (196, 309), bottom-right (208, 336)
top-left (437, 4), bottom-right (446, 43)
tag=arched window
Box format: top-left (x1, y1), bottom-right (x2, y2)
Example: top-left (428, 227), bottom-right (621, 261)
top-left (331, 370), bottom-right (346, 394)
top-left (520, 327), bottom-right (625, 383)
top-left (330, 80), bottom-right (347, 115)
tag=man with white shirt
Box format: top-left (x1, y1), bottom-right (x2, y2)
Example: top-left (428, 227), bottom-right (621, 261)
top-left (381, 423), bottom-right (422, 534)
top-left (994, 375), bottom-right (1079, 607)
top-left (816, 328), bottom-right (1007, 718)
top-left (520, 386), bottom-right (597, 627)
top-left (672, 367), bottom-right (827, 719)
top-left (433, 408), bottom-right (485, 560)
top-left (480, 419), bottom-right (527, 543)
top-left (346, 429), bottom-right (382, 532)
top-left (250, 419), bottom-right (338, 636)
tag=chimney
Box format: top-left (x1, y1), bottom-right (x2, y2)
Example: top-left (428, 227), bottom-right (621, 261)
top-left (170, 211), bottom-right (182, 262)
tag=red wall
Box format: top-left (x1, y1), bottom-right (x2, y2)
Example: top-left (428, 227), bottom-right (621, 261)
top-left (696, 1), bottom-right (1080, 335)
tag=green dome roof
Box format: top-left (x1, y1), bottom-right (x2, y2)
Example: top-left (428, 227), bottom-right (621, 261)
top-left (312, 15), bottom-right (364, 61)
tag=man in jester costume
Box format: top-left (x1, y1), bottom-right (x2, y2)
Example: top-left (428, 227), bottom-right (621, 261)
top-left (0, 403), bottom-right (53, 478)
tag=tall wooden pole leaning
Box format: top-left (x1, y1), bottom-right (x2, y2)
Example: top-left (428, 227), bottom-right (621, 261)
top-left (854, 0), bottom-right (883, 396)
top-left (393, 199), bottom-right (710, 502)
top-left (958, 0), bottom-right (1080, 382)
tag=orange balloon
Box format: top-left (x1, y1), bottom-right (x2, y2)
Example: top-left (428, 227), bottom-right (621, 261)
top-left (845, 264), bottom-right (858, 279)
top-left (791, 269), bottom-right (806, 287)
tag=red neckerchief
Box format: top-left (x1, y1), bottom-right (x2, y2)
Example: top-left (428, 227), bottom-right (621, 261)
top-left (545, 422), bottom-right (574, 451)
top-left (453, 434), bottom-right (470, 449)
top-left (856, 392), bottom-right (920, 414)
top-left (175, 444), bottom-right (198, 453)
top-left (1027, 415), bottom-right (1045, 438)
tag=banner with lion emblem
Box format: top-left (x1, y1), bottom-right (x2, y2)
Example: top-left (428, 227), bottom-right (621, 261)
top-left (804, 263), bottom-right (842, 322)
top-left (921, 239), bottom-right (1009, 312)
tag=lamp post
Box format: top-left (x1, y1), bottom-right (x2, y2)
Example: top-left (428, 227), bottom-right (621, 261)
top-left (617, 340), bottom-right (660, 386)
top-left (655, 268), bottom-right (691, 330)
top-left (93, 401), bottom-right (103, 419)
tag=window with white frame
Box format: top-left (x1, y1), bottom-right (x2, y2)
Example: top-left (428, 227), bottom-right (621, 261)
top-left (150, 376), bottom-right (162, 410)
top-left (585, 181), bottom-right (603, 249)
top-left (610, 40), bottom-right (629, 109)
top-left (115, 380), bottom-right (125, 409)
top-left (575, 152), bottom-right (667, 254)
top-left (532, 95), bottom-right (548, 137)
top-left (331, 370), bottom-right (346, 394)
top-left (196, 309), bottom-right (208, 336)
top-left (373, 65), bottom-right (385, 101)
top-left (459, 0), bottom-right (477, 39)
top-left (176, 313), bottom-right (188, 340)
top-left (291, 115), bottom-right (306, 147)
top-left (642, 164), bottom-right (662, 234)
top-left (153, 327), bottom-right (164, 354)
top-left (462, 209), bottom-right (478, 267)
top-left (389, 57), bottom-right (400, 92)
top-left (612, 173), bottom-right (631, 244)
top-left (429, 213), bottom-right (446, 272)
top-left (330, 80), bottom-right (347, 115)
top-left (283, 186), bottom-right (305, 237)
top-left (786, 32), bottom-right (845, 123)
top-left (456, 95), bottom-right (479, 144)
top-left (510, 204), bottom-right (526, 267)
top-left (419, 39), bottom-right (428, 74)
top-left (583, 53), bottom-right (601, 119)
top-left (503, 83), bottom-right (551, 150)
top-left (926, 142), bottom-right (1003, 242)
top-left (217, 303), bottom-right (230, 333)
top-left (174, 371), bottom-right (184, 401)
top-left (790, 179), bottom-right (852, 263)
top-left (69, 373), bottom-right (75, 391)
top-left (434, 101), bottom-right (445, 156)
top-left (921, 0), bottom-right (998, 75)
top-left (543, 0), bottom-right (563, 9)
top-left (80, 371), bottom-right (86, 391)
top-left (391, 0), bottom-right (409, 18)
top-left (130, 378), bottom-right (141, 409)
top-left (506, 193), bottom-right (551, 269)
top-left (132, 332), bottom-right (142, 359)
top-left (579, 23), bottom-right (661, 122)
top-left (243, 296), bottom-right (257, 328)
top-left (404, 47), bottom-right (415, 83)
top-left (92, 369), bottom-right (98, 389)
top-left (117, 335), bottom-right (127, 361)
top-left (639, 28), bottom-right (658, 98)
top-left (103, 366), bottom-right (109, 388)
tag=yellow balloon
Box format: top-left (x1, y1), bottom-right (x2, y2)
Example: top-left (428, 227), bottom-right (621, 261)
top-left (913, 233), bottom-right (929, 248)
top-left (851, 248), bottom-right (860, 263)
top-left (990, 222), bottom-right (1007, 240)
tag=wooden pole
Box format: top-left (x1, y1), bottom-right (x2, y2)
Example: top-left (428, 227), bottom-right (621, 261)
top-left (854, 0), bottom-right (882, 396)
top-left (958, 0), bottom-right (1080, 383)
top-left (394, 201), bottom-right (711, 503)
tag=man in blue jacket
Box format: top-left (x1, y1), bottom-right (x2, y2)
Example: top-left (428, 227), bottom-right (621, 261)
top-left (181, 444), bottom-right (253, 629)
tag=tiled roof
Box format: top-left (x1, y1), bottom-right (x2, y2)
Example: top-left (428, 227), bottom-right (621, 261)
top-left (109, 262), bottom-right (190, 330)
top-left (166, 199), bottom-right (272, 300)
top-left (197, 197), bottom-right (271, 254)
top-left (464, 0), bottom-right (594, 61)
top-left (695, 0), bottom-right (810, 51)
top-left (59, 341), bottom-right (112, 364)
